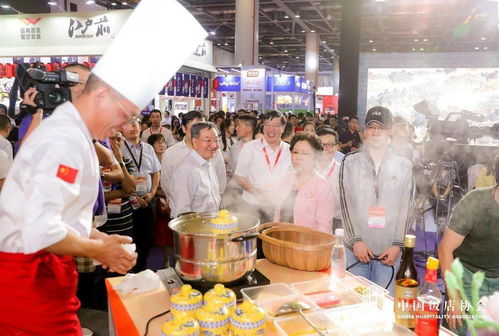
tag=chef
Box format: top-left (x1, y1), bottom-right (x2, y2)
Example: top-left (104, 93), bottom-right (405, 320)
top-left (0, 0), bottom-right (207, 334)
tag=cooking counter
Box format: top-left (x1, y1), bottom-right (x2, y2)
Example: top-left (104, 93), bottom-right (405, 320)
top-left (105, 259), bottom-right (455, 336)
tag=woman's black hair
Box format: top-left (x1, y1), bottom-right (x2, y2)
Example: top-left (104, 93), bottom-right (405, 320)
top-left (289, 132), bottom-right (323, 153)
top-left (220, 118), bottom-right (234, 151)
top-left (147, 133), bottom-right (166, 147)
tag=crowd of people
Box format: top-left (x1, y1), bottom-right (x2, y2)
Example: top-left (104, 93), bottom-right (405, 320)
top-left (0, 63), bottom-right (497, 336)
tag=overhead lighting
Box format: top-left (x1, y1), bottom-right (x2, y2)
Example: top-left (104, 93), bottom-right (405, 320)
top-left (1, 4), bottom-right (10, 8)
top-left (296, 56), bottom-right (299, 59)
top-left (269, 41), bottom-right (274, 45)
top-left (412, 48), bottom-right (416, 51)
top-left (47, 1), bottom-right (57, 5)
top-left (414, 39), bottom-right (419, 42)
top-left (122, 1), bottom-right (127, 5)
top-left (474, 46), bottom-right (480, 50)
top-left (284, 15), bottom-right (289, 19)
top-left (86, 0), bottom-right (95, 4)
top-left (311, 30), bottom-right (316, 33)
top-left (209, 31), bottom-right (216, 35)
top-left (217, 43), bottom-right (221, 46)
top-left (423, 38), bottom-right (428, 42)
top-left (295, 14), bottom-right (300, 18)
top-left (301, 30), bottom-right (306, 33)
top-left (481, 37), bottom-right (487, 40)
top-left (224, 42), bottom-right (229, 46)
top-left (369, 40), bottom-right (373, 43)
top-left (111, 2), bottom-right (117, 5)
top-left (484, 46), bottom-right (488, 50)
top-left (372, 48), bottom-right (376, 51)
top-left (420, 48), bottom-right (424, 51)
top-left (324, 49), bottom-right (327, 52)
top-left (284, 49), bottom-right (288, 52)
top-left (322, 41), bottom-right (326, 43)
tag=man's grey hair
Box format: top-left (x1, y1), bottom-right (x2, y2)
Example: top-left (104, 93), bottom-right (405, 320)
top-left (191, 121), bottom-right (218, 139)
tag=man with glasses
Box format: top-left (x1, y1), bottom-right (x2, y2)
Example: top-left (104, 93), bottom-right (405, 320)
top-left (170, 122), bottom-right (221, 217)
top-left (317, 126), bottom-right (344, 231)
top-left (0, 73), bottom-right (138, 334)
top-left (235, 110), bottom-right (292, 222)
top-left (339, 106), bottom-right (413, 295)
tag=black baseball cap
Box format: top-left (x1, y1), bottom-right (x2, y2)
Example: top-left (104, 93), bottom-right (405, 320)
top-left (365, 106), bottom-right (393, 127)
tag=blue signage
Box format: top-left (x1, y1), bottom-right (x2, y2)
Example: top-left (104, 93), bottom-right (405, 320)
top-left (272, 75), bottom-right (295, 92)
top-left (216, 75), bottom-right (241, 92)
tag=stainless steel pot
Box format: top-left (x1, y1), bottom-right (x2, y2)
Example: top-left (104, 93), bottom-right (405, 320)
top-left (168, 211), bottom-right (260, 283)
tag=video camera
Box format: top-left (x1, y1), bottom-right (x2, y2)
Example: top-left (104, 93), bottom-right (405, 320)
top-left (16, 63), bottom-right (79, 113)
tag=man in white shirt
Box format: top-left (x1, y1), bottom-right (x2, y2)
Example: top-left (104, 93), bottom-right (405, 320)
top-left (235, 110), bottom-right (292, 222)
top-left (122, 119), bottom-right (161, 272)
top-left (171, 122), bottom-right (221, 217)
top-left (0, 115), bottom-right (13, 161)
top-left (0, 149), bottom-right (11, 190)
top-left (141, 109), bottom-right (176, 147)
top-left (161, 110), bottom-right (227, 217)
top-left (317, 127), bottom-right (344, 231)
top-left (0, 74), bottom-right (138, 334)
top-left (227, 114), bottom-right (257, 174)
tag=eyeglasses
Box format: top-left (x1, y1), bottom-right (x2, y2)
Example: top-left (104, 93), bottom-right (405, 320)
top-left (322, 142), bottom-right (337, 148)
top-left (366, 124), bottom-right (388, 131)
top-left (196, 137), bottom-right (219, 145)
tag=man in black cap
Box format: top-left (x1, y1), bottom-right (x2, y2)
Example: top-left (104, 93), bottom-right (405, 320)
top-left (339, 106), bottom-right (414, 295)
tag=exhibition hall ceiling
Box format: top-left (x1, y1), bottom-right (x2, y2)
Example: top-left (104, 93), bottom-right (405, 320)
top-left (2, 0), bottom-right (498, 73)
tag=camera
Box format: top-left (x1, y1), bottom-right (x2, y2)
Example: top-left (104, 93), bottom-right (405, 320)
top-left (16, 63), bottom-right (79, 113)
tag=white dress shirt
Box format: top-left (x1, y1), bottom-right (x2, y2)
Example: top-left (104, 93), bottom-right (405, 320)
top-left (234, 138), bottom-right (292, 206)
top-left (227, 139), bottom-right (247, 174)
top-left (141, 126), bottom-right (176, 147)
top-left (316, 156), bottom-right (341, 219)
top-left (0, 102), bottom-right (99, 253)
top-left (0, 149), bottom-right (11, 179)
top-left (0, 136), bottom-right (12, 161)
top-left (121, 140), bottom-right (161, 196)
top-left (161, 140), bottom-right (227, 207)
top-left (170, 149), bottom-right (221, 218)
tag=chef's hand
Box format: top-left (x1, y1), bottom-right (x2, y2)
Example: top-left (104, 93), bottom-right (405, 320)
top-left (379, 246), bottom-right (401, 266)
top-left (446, 298), bottom-right (465, 331)
top-left (95, 235), bottom-right (137, 274)
top-left (353, 241), bottom-right (374, 263)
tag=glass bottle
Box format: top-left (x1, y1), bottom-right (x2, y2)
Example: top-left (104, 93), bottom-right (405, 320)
top-left (394, 234), bottom-right (418, 329)
top-left (415, 257), bottom-right (442, 336)
top-left (331, 228), bottom-right (346, 280)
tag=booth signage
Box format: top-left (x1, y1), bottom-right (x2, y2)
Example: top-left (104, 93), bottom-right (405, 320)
top-left (241, 68), bottom-right (266, 110)
top-left (216, 76), bottom-right (241, 92)
top-left (272, 75), bottom-right (295, 92)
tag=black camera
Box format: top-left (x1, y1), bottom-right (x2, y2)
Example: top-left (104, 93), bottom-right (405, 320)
top-left (16, 63), bottom-right (79, 113)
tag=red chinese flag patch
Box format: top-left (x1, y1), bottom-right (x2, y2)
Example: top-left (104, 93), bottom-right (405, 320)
top-left (56, 164), bottom-right (78, 184)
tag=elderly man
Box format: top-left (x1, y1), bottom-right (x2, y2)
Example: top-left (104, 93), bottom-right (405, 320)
top-left (0, 73), bottom-right (138, 334)
top-left (170, 122), bottom-right (221, 217)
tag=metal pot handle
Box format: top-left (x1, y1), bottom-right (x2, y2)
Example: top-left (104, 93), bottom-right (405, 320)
top-left (230, 232), bottom-right (260, 242)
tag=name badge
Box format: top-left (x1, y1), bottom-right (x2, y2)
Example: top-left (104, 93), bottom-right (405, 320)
top-left (107, 198), bottom-right (122, 214)
top-left (368, 206), bottom-right (386, 229)
top-left (135, 176), bottom-right (148, 195)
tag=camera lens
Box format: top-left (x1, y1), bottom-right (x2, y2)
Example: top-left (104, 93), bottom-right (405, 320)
top-left (47, 89), bottom-right (64, 105)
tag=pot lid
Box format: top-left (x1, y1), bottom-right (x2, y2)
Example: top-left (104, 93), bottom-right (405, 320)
top-left (168, 211), bottom-right (259, 236)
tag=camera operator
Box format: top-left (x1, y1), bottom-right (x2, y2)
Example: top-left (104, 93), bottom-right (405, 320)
top-left (439, 154), bottom-right (499, 336)
top-left (18, 63), bottom-right (90, 146)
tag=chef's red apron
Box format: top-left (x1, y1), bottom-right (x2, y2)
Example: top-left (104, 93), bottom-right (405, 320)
top-left (0, 251), bottom-right (82, 336)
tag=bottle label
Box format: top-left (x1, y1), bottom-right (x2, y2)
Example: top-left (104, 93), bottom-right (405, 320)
top-left (415, 300), bottom-right (440, 335)
top-left (394, 285), bottom-right (417, 328)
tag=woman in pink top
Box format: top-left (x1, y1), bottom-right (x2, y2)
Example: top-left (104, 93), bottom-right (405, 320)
top-left (274, 133), bottom-right (334, 234)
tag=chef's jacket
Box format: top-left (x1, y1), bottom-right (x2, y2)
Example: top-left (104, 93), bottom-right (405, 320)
top-left (0, 102), bottom-right (99, 253)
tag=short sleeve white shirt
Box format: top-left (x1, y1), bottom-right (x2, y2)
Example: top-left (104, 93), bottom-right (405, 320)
top-left (0, 136), bottom-right (13, 161)
top-left (0, 149), bottom-right (11, 179)
top-left (234, 138), bottom-right (292, 206)
top-left (141, 126), bottom-right (176, 147)
top-left (121, 140), bottom-right (161, 195)
top-left (0, 102), bottom-right (99, 253)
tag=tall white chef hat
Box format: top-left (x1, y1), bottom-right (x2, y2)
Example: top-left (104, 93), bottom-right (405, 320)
top-left (92, 0), bottom-right (207, 109)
